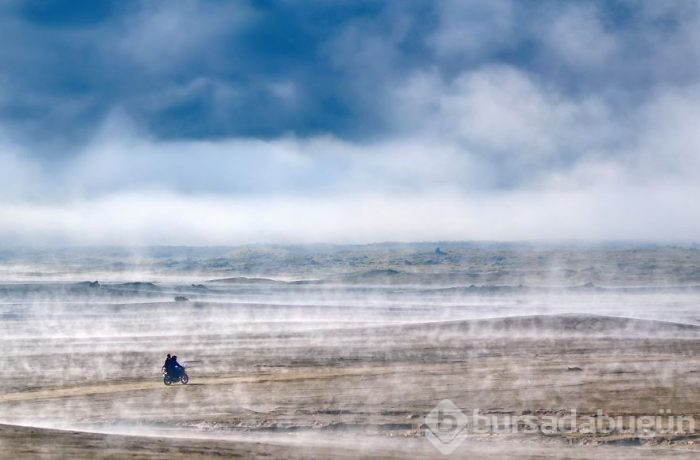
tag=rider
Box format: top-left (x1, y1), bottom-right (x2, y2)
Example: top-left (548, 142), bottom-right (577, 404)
top-left (169, 355), bottom-right (185, 378)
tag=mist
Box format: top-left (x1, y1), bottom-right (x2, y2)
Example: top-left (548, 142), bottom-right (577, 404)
top-left (2, 1), bottom-right (700, 457)
top-left (1, 244), bottom-right (700, 458)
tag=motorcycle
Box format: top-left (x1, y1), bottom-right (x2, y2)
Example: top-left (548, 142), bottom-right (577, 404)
top-left (162, 366), bottom-right (189, 385)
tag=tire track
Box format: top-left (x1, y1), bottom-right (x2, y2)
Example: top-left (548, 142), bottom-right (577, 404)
top-left (0, 365), bottom-right (420, 403)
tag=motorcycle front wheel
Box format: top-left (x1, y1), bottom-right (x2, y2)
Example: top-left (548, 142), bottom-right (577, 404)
top-left (164, 376), bottom-right (172, 386)
top-left (180, 373), bottom-right (189, 384)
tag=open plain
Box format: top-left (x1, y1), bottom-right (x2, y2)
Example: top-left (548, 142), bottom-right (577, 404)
top-left (1, 245), bottom-right (699, 458)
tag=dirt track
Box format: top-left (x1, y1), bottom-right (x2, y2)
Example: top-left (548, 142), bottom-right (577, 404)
top-left (0, 365), bottom-right (423, 403)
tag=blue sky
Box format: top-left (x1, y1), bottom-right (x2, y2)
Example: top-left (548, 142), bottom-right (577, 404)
top-left (0, 1), bottom-right (699, 244)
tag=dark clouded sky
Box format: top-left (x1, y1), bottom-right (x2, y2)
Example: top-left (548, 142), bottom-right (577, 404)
top-left (0, 0), bottom-right (699, 244)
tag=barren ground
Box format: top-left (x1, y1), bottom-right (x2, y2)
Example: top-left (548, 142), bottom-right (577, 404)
top-left (1, 246), bottom-right (700, 458)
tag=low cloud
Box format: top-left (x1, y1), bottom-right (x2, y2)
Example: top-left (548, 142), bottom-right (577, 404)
top-left (0, 81), bottom-right (699, 245)
top-left (1, 184), bottom-right (698, 245)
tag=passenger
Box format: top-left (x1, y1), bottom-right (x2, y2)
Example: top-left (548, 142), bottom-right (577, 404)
top-left (163, 353), bottom-right (172, 373)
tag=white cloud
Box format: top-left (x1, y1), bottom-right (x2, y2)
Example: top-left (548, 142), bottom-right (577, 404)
top-left (392, 66), bottom-right (617, 180)
top-left (635, 83), bottom-right (700, 178)
top-left (116, 1), bottom-right (253, 72)
top-left (540, 4), bottom-right (619, 69)
top-left (428, 0), bottom-right (517, 61)
top-left (0, 149), bottom-right (40, 200)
